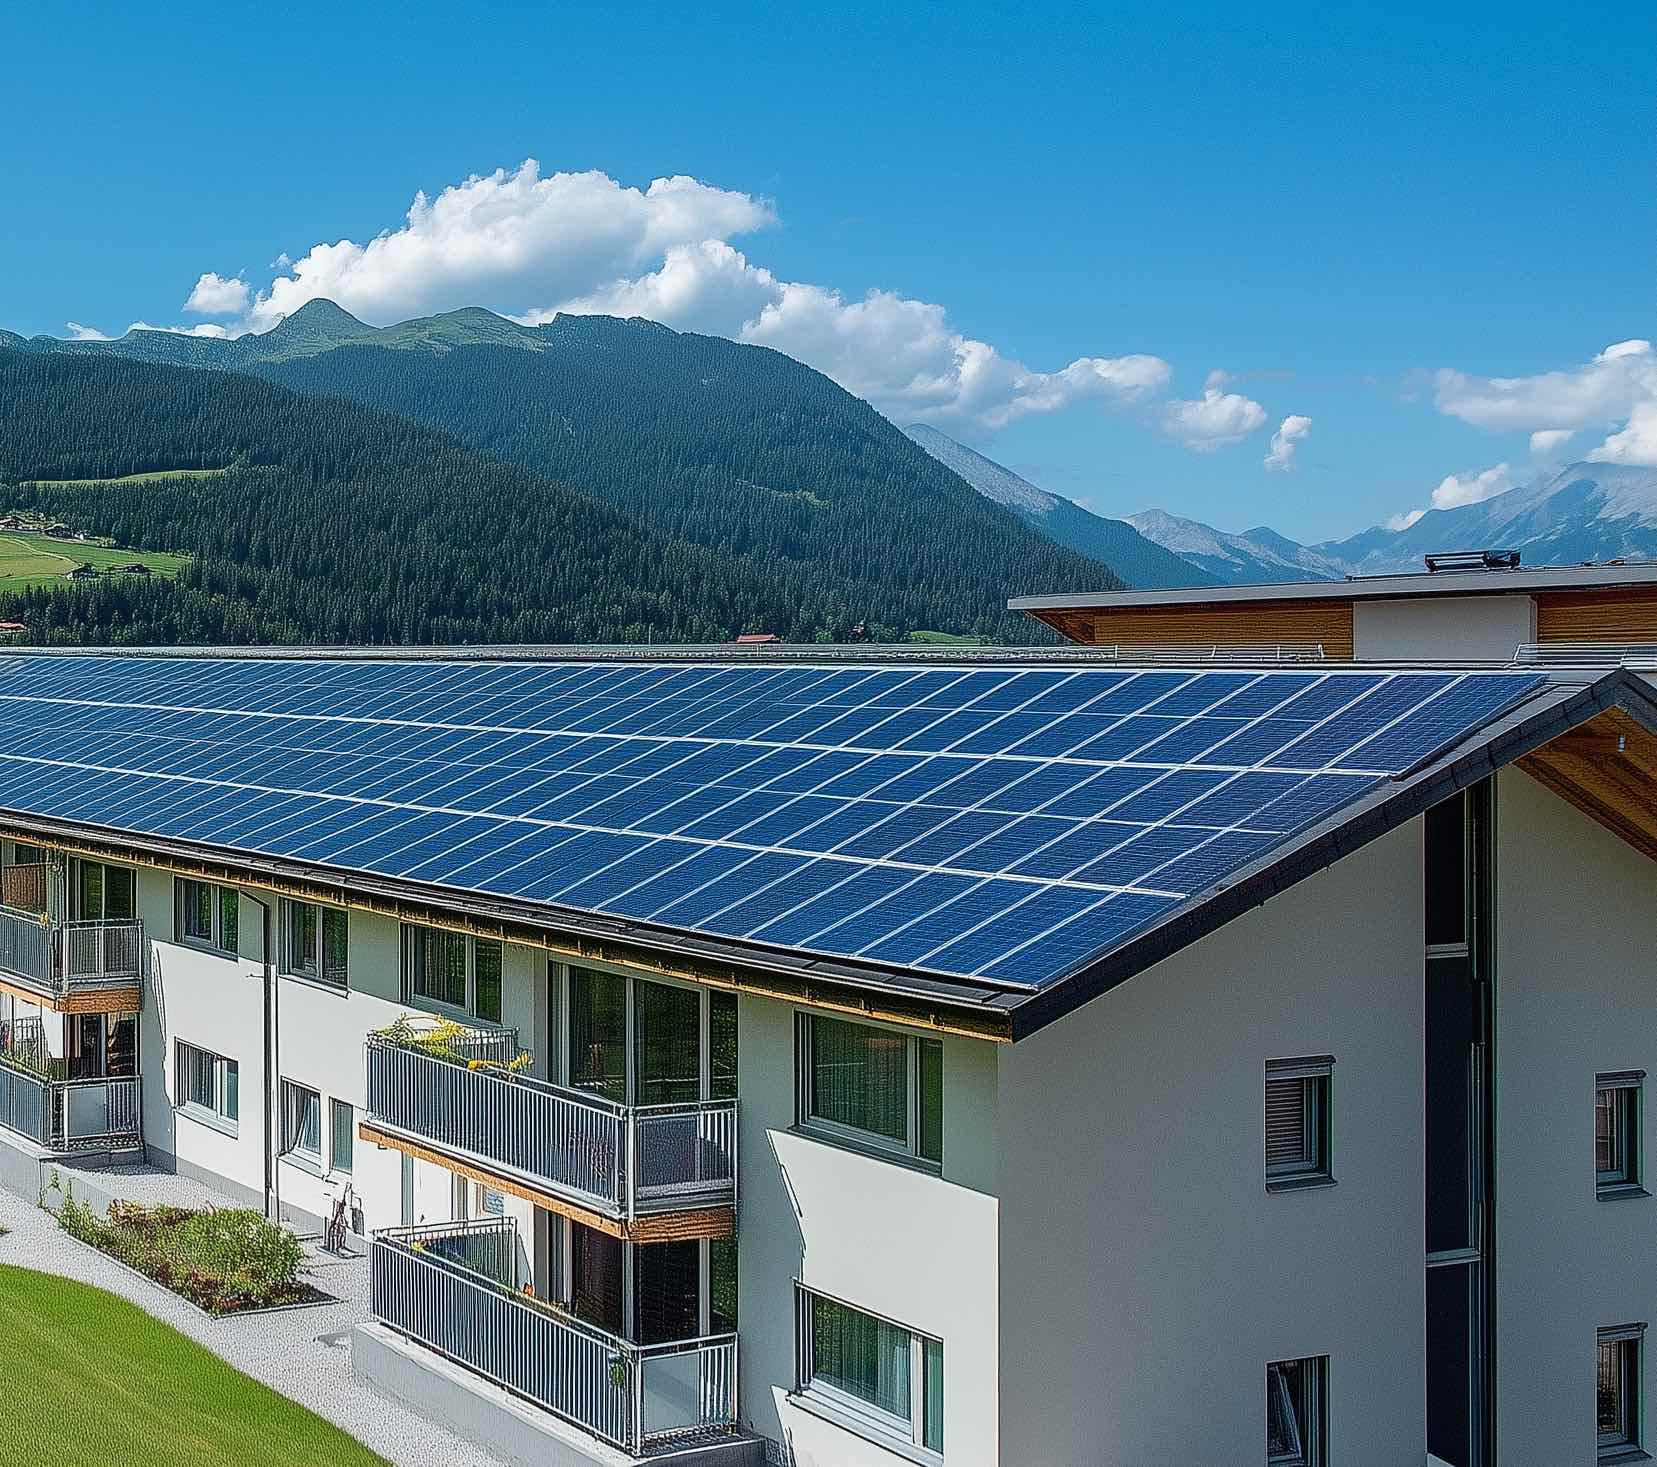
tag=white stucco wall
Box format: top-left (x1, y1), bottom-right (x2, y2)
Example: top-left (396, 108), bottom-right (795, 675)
top-left (735, 994), bottom-right (1001, 1466)
top-left (1352, 594), bottom-right (1536, 661)
top-left (1493, 768), bottom-right (1657, 1465)
top-left (996, 823), bottom-right (1428, 1465)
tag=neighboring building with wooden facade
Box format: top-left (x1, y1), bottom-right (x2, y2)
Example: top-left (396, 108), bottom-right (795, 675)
top-left (1012, 560), bottom-right (1657, 662)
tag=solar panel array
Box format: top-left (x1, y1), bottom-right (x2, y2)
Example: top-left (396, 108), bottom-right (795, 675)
top-left (0, 656), bottom-right (1545, 990)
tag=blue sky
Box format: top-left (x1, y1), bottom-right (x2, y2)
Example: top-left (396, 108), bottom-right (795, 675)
top-left (3, 1), bottom-right (1653, 542)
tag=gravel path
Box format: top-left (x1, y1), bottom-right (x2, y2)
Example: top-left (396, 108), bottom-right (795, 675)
top-left (0, 1172), bottom-right (506, 1467)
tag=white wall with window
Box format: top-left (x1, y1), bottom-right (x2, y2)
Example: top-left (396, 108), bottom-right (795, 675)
top-left (1494, 770), bottom-right (1657, 1464)
top-left (738, 995), bottom-right (1000, 1467)
top-left (996, 823), bottom-right (1427, 1464)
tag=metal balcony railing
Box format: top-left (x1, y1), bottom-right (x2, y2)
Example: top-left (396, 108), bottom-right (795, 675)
top-left (0, 1057), bottom-right (141, 1151)
top-left (370, 1218), bottom-right (739, 1455)
top-left (364, 1027), bottom-right (737, 1220)
top-left (0, 910), bottom-right (145, 1003)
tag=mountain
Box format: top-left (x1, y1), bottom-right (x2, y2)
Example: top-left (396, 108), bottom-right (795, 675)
top-left (0, 348), bottom-right (802, 645)
top-left (902, 425), bottom-right (1218, 588)
top-left (31, 300), bottom-right (1123, 640)
top-left (1125, 509), bottom-right (1346, 585)
top-left (1314, 462), bottom-right (1657, 574)
top-left (1123, 461), bottom-right (1657, 587)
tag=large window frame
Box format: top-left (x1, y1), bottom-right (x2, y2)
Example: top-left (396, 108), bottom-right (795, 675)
top-left (1265, 1056), bottom-right (1334, 1192)
top-left (280, 899), bottom-right (349, 989)
top-left (1599, 1323), bottom-right (1647, 1464)
top-left (175, 878), bottom-right (240, 957)
top-left (329, 1097), bottom-right (355, 1176)
top-left (175, 1040), bottom-right (238, 1134)
top-left (401, 923), bottom-right (503, 1025)
top-left (794, 1284), bottom-right (943, 1458)
top-left (1268, 1356), bottom-right (1327, 1467)
top-left (70, 858), bottom-right (136, 922)
top-left (281, 1078), bottom-right (323, 1169)
top-left (796, 1013), bottom-right (943, 1168)
top-left (1598, 1073), bottom-right (1647, 1200)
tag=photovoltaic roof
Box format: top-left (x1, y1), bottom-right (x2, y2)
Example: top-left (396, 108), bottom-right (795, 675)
top-left (0, 654), bottom-right (1549, 993)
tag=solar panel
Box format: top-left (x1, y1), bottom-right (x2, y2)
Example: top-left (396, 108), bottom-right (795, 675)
top-left (0, 655), bottom-right (1548, 991)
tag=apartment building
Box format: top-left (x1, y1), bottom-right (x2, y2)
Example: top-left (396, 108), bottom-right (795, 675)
top-left (0, 642), bottom-right (1653, 1466)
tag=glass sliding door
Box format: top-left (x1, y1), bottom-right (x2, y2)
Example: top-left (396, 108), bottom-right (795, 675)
top-left (571, 1222), bottom-right (625, 1336)
top-left (74, 861), bottom-right (134, 921)
top-left (568, 967), bottom-right (627, 1101)
top-left (635, 980), bottom-right (701, 1106)
top-left (633, 1239), bottom-right (701, 1345)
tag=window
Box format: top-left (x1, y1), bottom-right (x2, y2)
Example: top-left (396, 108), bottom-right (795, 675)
top-left (1599, 1325), bottom-right (1647, 1463)
top-left (75, 859), bottom-right (135, 921)
top-left (329, 1098), bottom-right (354, 1175)
top-left (1266, 1057), bottom-right (1334, 1190)
top-left (176, 1041), bottom-right (238, 1131)
top-left (402, 924), bottom-right (502, 1023)
top-left (282, 900), bottom-right (348, 988)
top-left (1598, 1073), bottom-right (1646, 1198)
top-left (798, 1015), bottom-right (943, 1166)
top-left (796, 1287), bottom-right (943, 1455)
top-left (1268, 1357), bottom-right (1327, 1467)
top-left (281, 1080), bottom-right (322, 1165)
top-left (176, 878), bottom-right (240, 955)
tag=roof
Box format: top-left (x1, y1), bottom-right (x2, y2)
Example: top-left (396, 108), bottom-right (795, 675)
top-left (0, 648), bottom-right (1649, 1038)
top-left (1009, 561), bottom-right (1657, 613)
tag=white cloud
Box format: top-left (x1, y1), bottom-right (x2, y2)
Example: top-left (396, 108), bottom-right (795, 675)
top-left (184, 272), bottom-right (250, 316)
top-left (1263, 413), bottom-right (1312, 471)
top-left (64, 322), bottom-right (109, 341)
top-left (1589, 401), bottom-right (1657, 467)
top-left (1529, 428), bottom-right (1576, 457)
top-left (1433, 339), bottom-right (1656, 433)
top-left (1159, 381), bottom-right (1267, 453)
top-left (1430, 462), bottom-right (1515, 511)
top-left (1386, 508), bottom-right (1426, 531)
top-left (243, 160), bottom-right (775, 332)
top-left (129, 320), bottom-right (234, 339)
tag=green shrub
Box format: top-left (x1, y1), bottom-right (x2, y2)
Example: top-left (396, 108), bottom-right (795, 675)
top-left (51, 1200), bottom-right (315, 1314)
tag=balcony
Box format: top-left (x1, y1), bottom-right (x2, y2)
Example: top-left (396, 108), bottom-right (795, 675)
top-left (370, 1218), bottom-right (739, 1456)
top-left (0, 907), bottom-right (145, 1012)
top-left (0, 1055), bottom-right (141, 1151)
top-left (361, 1022), bottom-right (738, 1242)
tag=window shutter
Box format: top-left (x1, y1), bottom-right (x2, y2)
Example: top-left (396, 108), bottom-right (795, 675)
top-left (1265, 1078), bottom-right (1308, 1169)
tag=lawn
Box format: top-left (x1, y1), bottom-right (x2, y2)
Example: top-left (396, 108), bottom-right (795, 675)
top-left (0, 532), bottom-right (189, 591)
top-left (26, 466), bottom-right (229, 486)
top-left (0, 1264), bottom-right (388, 1467)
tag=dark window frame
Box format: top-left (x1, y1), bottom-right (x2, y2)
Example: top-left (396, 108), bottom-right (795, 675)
top-left (1598, 1073), bottom-right (1648, 1200)
top-left (1265, 1056), bottom-right (1335, 1192)
top-left (1599, 1323), bottom-right (1649, 1464)
top-left (1268, 1356), bottom-right (1328, 1467)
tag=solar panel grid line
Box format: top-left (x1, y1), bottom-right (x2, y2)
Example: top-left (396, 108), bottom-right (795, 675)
top-left (666, 668), bottom-right (1097, 868)
top-left (893, 668), bottom-right (1433, 969)
top-left (0, 658), bottom-right (1551, 990)
top-left (0, 677), bottom-right (1423, 780)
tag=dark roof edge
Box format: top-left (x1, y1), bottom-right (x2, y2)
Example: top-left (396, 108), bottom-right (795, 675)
top-left (1009, 561), bottom-right (1657, 613)
top-left (1004, 668), bottom-right (1657, 1040)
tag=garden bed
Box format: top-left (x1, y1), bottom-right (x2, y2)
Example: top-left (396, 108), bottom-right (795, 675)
top-left (54, 1197), bottom-right (328, 1315)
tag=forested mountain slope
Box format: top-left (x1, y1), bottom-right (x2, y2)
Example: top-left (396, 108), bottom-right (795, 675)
top-left (0, 350), bottom-right (798, 645)
top-left (33, 301), bottom-right (1124, 639)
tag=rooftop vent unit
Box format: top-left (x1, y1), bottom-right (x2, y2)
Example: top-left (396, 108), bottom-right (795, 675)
top-left (1424, 548), bottom-right (1521, 573)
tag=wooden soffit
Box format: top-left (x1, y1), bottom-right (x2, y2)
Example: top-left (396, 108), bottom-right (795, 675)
top-left (0, 973), bottom-right (141, 1015)
top-left (1517, 707), bottom-right (1657, 863)
top-left (358, 1122), bottom-right (735, 1243)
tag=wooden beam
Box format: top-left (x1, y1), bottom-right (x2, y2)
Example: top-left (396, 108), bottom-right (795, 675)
top-left (357, 1122), bottom-right (735, 1243)
top-left (1518, 707), bottom-right (1657, 865)
top-left (0, 973), bottom-right (140, 1015)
